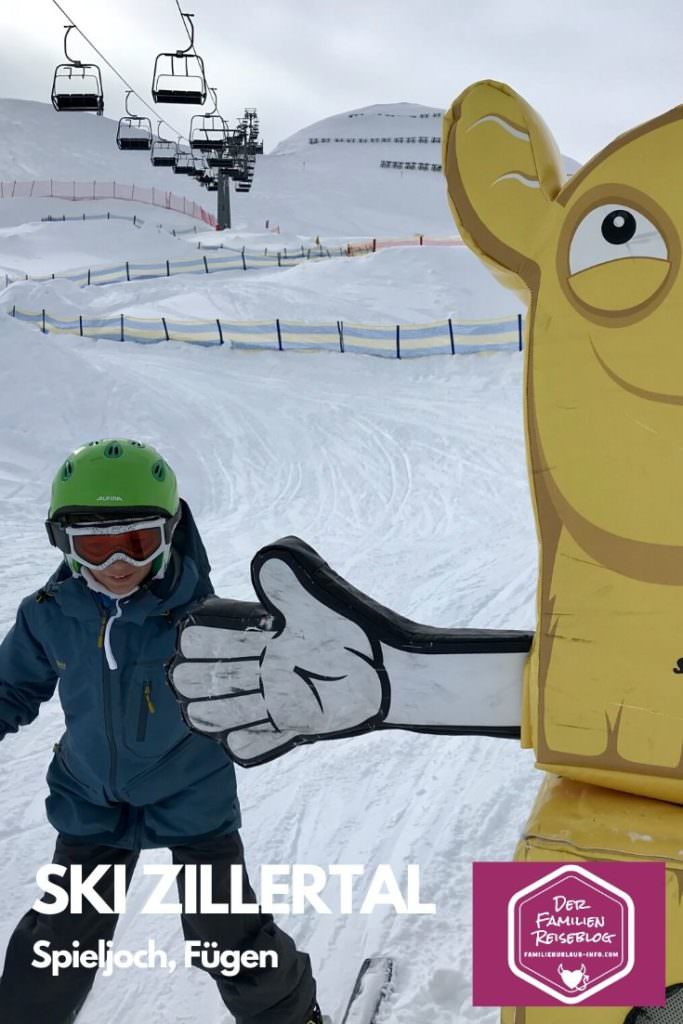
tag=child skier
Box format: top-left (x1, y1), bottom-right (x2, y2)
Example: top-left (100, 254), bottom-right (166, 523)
top-left (0, 438), bottom-right (325, 1024)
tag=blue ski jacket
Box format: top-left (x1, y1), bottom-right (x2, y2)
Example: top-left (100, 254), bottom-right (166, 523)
top-left (0, 499), bottom-right (240, 848)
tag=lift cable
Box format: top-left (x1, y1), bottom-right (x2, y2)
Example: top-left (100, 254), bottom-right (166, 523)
top-left (50, 0), bottom-right (188, 144)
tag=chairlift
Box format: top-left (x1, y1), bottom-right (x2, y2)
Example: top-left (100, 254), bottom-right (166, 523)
top-left (117, 91), bottom-right (152, 150)
top-left (150, 122), bottom-right (179, 167)
top-left (206, 149), bottom-right (235, 170)
top-left (152, 13), bottom-right (207, 105)
top-left (52, 25), bottom-right (104, 114)
top-left (202, 169), bottom-right (219, 191)
top-left (190, 88), bottom-right (227, 150)
top-left (189, 155), bottom-right (208, 179)
top-left (225, 128), bottom-right (247, 160)
top-left (173, 148), bottom-right (195, 175)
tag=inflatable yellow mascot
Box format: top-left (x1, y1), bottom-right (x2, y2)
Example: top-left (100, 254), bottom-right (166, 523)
top-left (443, 80), bottom-right (683, 1022)
top-left (169, 79), bottom-right (683, 1024)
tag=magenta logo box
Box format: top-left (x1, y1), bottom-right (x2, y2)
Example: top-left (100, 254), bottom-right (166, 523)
top-left (472, 862), bottom-right (665, 1006)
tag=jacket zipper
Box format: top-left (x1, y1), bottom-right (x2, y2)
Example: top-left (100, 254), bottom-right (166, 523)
top-left (96, 606), bottom-right (119, 797)
top-left (136, 681), bottom-right (156, 741)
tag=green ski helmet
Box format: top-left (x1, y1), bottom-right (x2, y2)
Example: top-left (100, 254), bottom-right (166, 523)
top-left (46, 439), bottom-right (181, 577)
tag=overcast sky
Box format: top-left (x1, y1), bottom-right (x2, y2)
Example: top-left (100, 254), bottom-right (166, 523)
top-left (1, 1), bottom-right (683, 162)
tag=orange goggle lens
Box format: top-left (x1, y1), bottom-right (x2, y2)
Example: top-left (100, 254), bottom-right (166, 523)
top-left (72, 525), bottom-right (163, 566)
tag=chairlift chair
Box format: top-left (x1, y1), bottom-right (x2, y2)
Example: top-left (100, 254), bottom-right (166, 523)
top-left (190, 115), bottom-right (227, 150)
top-left (206, 148), bottom-right (235, 170)
top-left (150, 121), bottom-right (179, 166)
top-left (152, 13), bottom-right (207, 105)
top-left (52, 26), bottom-right (103, 114)
top-left (117, 117), bottom-right (153, 149)
top-left (117, 92), bottom-right (152, 150)
top-left (150, 140), bottom-right (178, 166)
top-left (189, 155), bottom-right (208, 179)
top-left (190, 88), bottom-right (227, 150)
top-left (173, 150), bottom-right (195, 175)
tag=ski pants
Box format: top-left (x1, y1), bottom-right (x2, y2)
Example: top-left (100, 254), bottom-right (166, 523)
top-left (0, 830), bottom-right (316, 1024)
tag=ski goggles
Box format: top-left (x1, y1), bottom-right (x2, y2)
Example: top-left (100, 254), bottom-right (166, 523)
top-left (47, 515), bottom-right (178, 571)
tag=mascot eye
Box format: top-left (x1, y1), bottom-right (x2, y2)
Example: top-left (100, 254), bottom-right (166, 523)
top-left (568, 204), bottom-right (668, 275)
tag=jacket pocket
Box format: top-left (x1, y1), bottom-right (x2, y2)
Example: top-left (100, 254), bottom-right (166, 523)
top-left (122, 665), bottom-right (189, 758)
top-left (136, 681), bottom-right (155, 742)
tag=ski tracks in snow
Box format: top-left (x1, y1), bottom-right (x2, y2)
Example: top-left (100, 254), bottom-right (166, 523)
top-left (1, 285), bottom-right (537, 1024)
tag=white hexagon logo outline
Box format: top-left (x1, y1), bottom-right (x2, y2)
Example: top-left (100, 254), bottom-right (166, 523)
top-left (507, 864), bottom-right (635, 1005)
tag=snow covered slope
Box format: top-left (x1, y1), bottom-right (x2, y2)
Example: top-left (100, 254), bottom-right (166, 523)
top-left (0, 93), bottom-right (569, 1024)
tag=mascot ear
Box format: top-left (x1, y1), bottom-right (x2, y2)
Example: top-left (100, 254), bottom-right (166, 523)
top-left (442, 80), bottom-right (564, 300)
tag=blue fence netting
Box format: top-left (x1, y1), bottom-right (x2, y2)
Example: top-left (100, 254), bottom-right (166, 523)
top-left (7, 306), bottom-right (525, 357)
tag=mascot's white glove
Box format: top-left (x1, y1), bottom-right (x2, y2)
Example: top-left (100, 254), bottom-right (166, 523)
top-left (169, 537), bottom-right (530, 766)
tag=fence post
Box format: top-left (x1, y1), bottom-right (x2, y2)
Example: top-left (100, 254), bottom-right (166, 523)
top-left (161, 316), bottom-right (169, 341)
top-left (203, 256), bottom-right (209, 274)
top-left (42, 309), bottom-right (46, 334)
top-left (79, 315), bottom-right (83, 337)
top-left (419, 235), bottom-right (423, 245)
top-left (448, 317), bottom-right (455, 355)
top-left (517, 313), bottom-right (523, 351)
top-left (337, 320), bottom-right (344, 353)
top-left (87, 269), bottom-right (91, 286)
top-left (372, 238), bottom-right (377, 253)
top-left (125, 261), bottom-right (130, 282)
top-left (395, 324), bottom-right (401, 359)
top-left (276, 319), bottom-right (283, 351)
top-left (11, 305), bottom-right (15, 318)
top-left (216, 318), bottom-right (224, 345)
top-left (166, 260), bottom-right (170, 277)
top-left (120, 314), bottom-right (124, 342)
top-left (241, 247), bottom-right (247, 271)
top-left (277, 252), bottom-right (281, 267)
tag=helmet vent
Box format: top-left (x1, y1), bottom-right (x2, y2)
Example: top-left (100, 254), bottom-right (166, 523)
top-left (104, 442), bottom-right (123, 459)
top-left (151, 460), bottom-right (166, 481)
top-left (129, 440), bottom-right (145, 448)
top-left (61, 460), bottom-right (73, 481)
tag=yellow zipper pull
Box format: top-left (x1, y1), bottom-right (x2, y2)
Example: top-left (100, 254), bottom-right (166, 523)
top-left (97, 613), bottom-right (107, 649)
top-left (144, 682), bottom-right (156, 714)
